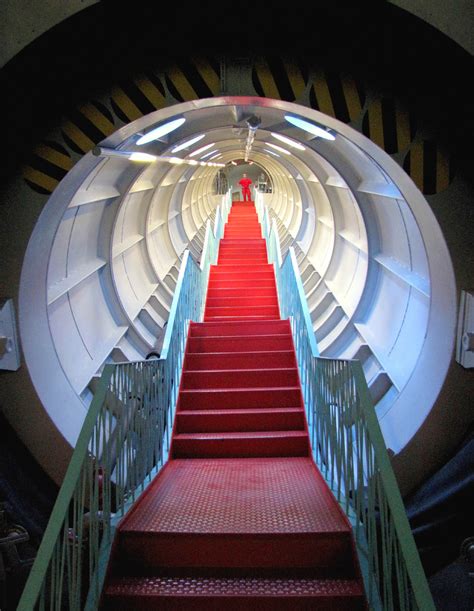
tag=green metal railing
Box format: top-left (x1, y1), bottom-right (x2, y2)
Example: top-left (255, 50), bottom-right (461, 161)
top-left (261, 199), bottom-right (435, 611)
top-left (18, 194), bottom-right (230, 611)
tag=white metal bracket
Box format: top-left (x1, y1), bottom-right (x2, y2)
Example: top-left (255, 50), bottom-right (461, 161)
top-left (456, 290), bottom-right (474, 368)
top-left (0, 299), bottom-right (21, 371)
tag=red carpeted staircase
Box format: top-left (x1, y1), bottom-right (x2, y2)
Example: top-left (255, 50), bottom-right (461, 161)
top-left (102, 201), bottom-right (367, 609)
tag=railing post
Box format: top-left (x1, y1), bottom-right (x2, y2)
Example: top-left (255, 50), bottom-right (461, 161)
top-left (18, 204), bottom-right (226, 610)
top-left (351, 362), bottom-right (435, 611)
top-left (17, 365), bottom-right (114, 611)
top-left (258, 196), bottom-right (434, 610)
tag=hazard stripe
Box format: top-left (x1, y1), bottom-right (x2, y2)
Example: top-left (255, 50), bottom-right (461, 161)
top-left (61, 121), bottom-right (95, 154)
top-left (341, 75), bottom-right (364, 122)
top-left (368, 98), bottom-right (384, 148)
top-left (192, 58), bottom-right (220, 94)
top-left (252, 57), bottom-right (308, 101)
top-left (165, 59), bottom-right (220, 102)
top-left (403, 140), bottom-right (454, 195)
top-left (61, 101), bottom-right (116, 154)
top-left (252, 58), bottom-right (280, 99)
top-left (284, 59), bottom-right (307, 99)
top-left (166, 65), bottom-right (198, 101)
top-left (408, 140), bottom-right (424, 190)
top-left (22, 140), bottom-right (73, 194)
top-left (436, 146), bottom-right (450, 193)
top-left (23, 166), bottom-right (59, 194)
top-left (134, 74), bottom-right (167, 110)
top-left (311, 70), bottom-right (335, 117)
top-left (309, 70), bottom-right (365, 124)
top-left (395, 103), bottom-right (411, 152)
top-left (34, 143), bottom-right (74, 171)
top-left (111, 76), bottom-right (165, 123)
top-left (362, 97), bottom-right (415, 154)
top-left (78, 102), bottom-right (115, 137)
top-left (110, 86), bottom-right (143, 123)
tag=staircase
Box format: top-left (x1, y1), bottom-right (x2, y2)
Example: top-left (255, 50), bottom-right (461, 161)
top-left (102, 201), bottom-right (366, 609)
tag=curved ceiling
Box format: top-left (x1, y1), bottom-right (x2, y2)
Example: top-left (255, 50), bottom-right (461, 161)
top-left (19, 97), bottom-right (456, 465)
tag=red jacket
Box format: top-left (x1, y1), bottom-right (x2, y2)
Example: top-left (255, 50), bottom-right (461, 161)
top-left (239, 178), bottom-right (252, 189)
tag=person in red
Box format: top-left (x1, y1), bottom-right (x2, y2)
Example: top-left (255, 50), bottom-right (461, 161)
top-left (239, 173), bottom-right (253, 202)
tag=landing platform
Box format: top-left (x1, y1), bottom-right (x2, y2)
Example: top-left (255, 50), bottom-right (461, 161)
top-left (121, 458), bottom-right (350, 535)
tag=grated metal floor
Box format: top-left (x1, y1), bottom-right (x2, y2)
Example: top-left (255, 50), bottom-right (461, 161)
top-left (121, 458), bottom-right (349, 535)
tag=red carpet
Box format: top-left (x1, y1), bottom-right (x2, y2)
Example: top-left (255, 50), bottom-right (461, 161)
top-left (102, 202), bottom-right (366, 609)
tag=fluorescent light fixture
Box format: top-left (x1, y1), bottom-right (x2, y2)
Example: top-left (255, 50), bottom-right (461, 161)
top-left (200, 149), bottom-right (219, 159)
top-left (136, 118), bottom-right (186, 145)
top-left (93, 147), bottom-right (224, 168)
top-left (171, 134), bottom-right (205, 153)
top-left (129, 152), bottom-right (157, 162)
top-left (284, 115), bottom-right (336, 140)
top-left (189, 142), bottom-right (215, 157)
top-left (208, 153), bottom-right (222, 160)
top-left (271, 132), bottom-right (305, 150)
top-left (264, 148), bottom-right (280, 158)
top-left (267, 142), bottom-right (291, 155)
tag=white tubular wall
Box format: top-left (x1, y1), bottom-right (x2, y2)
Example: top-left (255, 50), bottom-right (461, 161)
top-left (20, 97), bottom-right (456, 460)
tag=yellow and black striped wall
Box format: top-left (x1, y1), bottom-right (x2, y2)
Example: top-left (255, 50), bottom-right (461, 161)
top-left (23, 55), bottom-right (455, 198)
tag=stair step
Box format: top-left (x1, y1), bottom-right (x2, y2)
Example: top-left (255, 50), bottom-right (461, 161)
top-left (101, 202), bottom-right (367, 610)
top-left (224, 233), bottom-right (262, 238)
top-left (172, 430), bottom-right (310, 458)
top-left (103, 575), bottom-right (365, 610)
top-left (205, 305), bottom-right (280, 317)
top-left (190, 320), bottom-right (290, 336)
top-left (182, 368), bottom-right (299, 389)
top-left (115, 458), bottom-right (353, 570)
top-left (187, 334), bottom-right (294, 352)
top-left (206, 295), bottom-right (278, 308)
top-left (205, 287), bottom-right (277, 298)
top-left (219, 244), bottom-right (267, 251)
top-left (178, 386), bottom-right (302, 410)
top-left (225, 222), bottom-right (260, 226)
top-left (184, 350), bottom-right (295, 369)
top-left (209, 270), bottom-right (274, 280)
top-left (176, 407), bottom-right (305, 433)
top-left (218, 255), bottom-right (268, 264)
top-left (204, 315), bottom-right (282, 322)
top-left (218, 250), bottom-right (267, 256)
top-left (219, 240), bottom-right (264, 247)
top-left (208, 278), bottom-right (276, 289)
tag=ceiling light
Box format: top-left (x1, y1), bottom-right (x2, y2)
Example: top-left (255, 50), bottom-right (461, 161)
top-left (264, 148), bottom-right (280, 158)
top-left (189, 142), bottom-right (215, 157)
top-left (188, 159), bottom-right (199, 165)
top-left (200, 149), bottom-right (219, 159)
top-left (271, 132), bottom-right (305, 150)
top-left (136, 118), bottom-right (186, 145)
top-left (284, 115), bottom-right (336, 140)
top-left (267, 143), bottom-right (291, 155)
top-left (208, 153), bottom-right (222, 160)
top-left (171, 134), bottom-right (205, 153)
top-left (129, 152), bottom-right (157, 162)
top-left (168, 157), bottom-right (185, 164)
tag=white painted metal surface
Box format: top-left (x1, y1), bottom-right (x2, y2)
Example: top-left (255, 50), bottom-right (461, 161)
top-left (19, 97), bottom-right (456, 455)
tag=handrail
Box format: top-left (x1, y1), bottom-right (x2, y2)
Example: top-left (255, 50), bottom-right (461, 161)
top-left (18, 201), bottom-right (226, 611)
top-left (262, 202), bottom-right (435, 610)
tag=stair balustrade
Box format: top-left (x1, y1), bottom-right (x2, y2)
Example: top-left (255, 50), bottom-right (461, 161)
top-left (17, 194), bottom-right (230, 611)
top-left (258, 192), bottom-right (435, 611)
